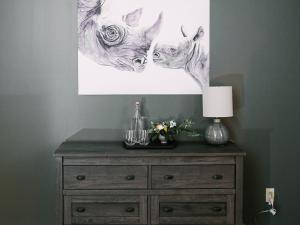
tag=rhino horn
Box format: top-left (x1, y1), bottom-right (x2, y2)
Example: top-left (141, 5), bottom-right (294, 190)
top-left (145, 12), bottom-right (163, 42)
top-left (181, 25), bottom-right (188, 37)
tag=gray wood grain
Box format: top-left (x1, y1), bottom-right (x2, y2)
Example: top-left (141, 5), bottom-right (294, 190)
top-left (55, 138), bottom-right (245, 225)
top-left (65, 195), bottom-right (147, 225)
top-left (63, 188), bottom-right (236, 196)
top-left (152, 195), bottom-right (233, 225)
top-left (72, 216), bottom-right (143, 224)
top-left (158, 216), bottom-right (227, 224)
top-left (235, 156), bottom-right (244, 225)
top-left (152, 165), bottom-right (235, 189)
top-left (64, 165), bottom-right (147, 189)
top-left (159, 202), bottom-right (227, 217)
top-left (227, 194), bottom-right (235, 225)
top-left (158, 195), bottom-right (228, 202)
top-left (147, 195), bottom-right (151, 225)
top-left (63, 156), bottom-right (235, 165)
top-left (55, 157), bottom-right (63, 225)
top-left (151, 195), bottom-right (159, 225)
top-left (54, 141), bottom-right (246, 157)
top-left (139, 196), bottom-right (148, 224)
top-left (64, 196), bottom-right (72, 225)
top-left (72, 202), bottom-right (139, 217)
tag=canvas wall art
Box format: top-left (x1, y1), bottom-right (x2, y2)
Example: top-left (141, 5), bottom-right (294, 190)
top-left (78, 0), bottom-right (210, 94)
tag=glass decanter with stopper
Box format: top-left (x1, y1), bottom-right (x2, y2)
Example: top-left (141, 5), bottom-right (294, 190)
top-left (125, 101), bottom-right (149, 146)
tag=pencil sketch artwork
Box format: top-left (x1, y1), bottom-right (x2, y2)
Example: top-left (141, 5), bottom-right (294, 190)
top-left (78, 0), bottom-right (162, 72)
top-left (153, 26), bottom-right (209, 89)
top-left (78, 0), bottom-right (210, 94)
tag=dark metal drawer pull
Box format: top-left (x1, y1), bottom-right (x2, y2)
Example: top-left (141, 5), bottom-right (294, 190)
top-left (126, 207), bottom-right (135, 212)
top-left (212, 174), bottom-right (223, 180)
top-left (212, 206), bottom-right (222, 212)
top-left (164, 175), bottom-right (174, 180)
top-left (76, 207), bottom-right (86, 213)
top-left (126, 175), bottom-right (135, 180)
top-left (163, 207), bottom-right (173, 212)
top-left (76, 175), bottom-right (86, 181)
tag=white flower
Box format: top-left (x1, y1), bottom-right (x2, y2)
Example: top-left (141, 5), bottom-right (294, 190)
top-left (170, 120), bottom-right (176, 128)
top-left (156, 124), bottom-right (164, 130)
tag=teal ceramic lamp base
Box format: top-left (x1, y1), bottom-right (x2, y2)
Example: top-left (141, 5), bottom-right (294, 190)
top-left (204, 118), bottom-right (229, 145)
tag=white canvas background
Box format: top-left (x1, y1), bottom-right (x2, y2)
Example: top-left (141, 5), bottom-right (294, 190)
top-left (78, 0), bottom-right (210, 95)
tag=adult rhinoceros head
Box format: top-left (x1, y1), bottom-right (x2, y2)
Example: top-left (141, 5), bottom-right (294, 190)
top-left (79, 2), bottom-right (162, 73)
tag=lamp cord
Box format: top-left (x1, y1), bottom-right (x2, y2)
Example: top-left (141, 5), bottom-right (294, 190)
top-left (252, 203), bottom-right (277, 225)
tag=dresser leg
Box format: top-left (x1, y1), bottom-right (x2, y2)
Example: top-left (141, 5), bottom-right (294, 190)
top-left (235, 156), bottom-right (244, 225)
top-left (56, 157), bottom-right (63, 225)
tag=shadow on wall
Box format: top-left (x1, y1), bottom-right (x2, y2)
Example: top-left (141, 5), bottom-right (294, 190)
top-left (211, 74), bottom-right (272, 225)
top-left (0, 95), bottom-right (58, 225)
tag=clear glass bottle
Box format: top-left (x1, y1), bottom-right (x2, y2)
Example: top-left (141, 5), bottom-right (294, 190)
top-left (131, 101), bottom-right (143, 143)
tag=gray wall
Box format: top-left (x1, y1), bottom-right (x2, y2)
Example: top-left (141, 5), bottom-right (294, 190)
top-left (0, 0), bottom-right (299, 225)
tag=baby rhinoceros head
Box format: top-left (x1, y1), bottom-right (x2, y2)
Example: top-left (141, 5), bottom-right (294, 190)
top-left (152, 26), bottom-right (209, 88)
top-left (153, 26), bottom-right (205, 70)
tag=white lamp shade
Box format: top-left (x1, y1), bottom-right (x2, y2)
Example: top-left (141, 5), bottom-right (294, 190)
top-left (203, 86), bottom-right (233, 117)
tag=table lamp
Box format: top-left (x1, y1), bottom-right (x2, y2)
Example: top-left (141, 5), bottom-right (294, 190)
top-left (203, 86), bottom-right (233, 144)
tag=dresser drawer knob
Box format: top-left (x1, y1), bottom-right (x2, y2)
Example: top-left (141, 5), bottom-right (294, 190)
top-left (126, 207), bottom-right (135, 212)
top-left (76, 175), bottom-right (86, 181)
top-left (76, 207), bottom-right (86, 213)
top-left (212, 174), bottom-right (223, 180)
top-left (164, 175), bottom-right (174, 180)
top-left (212, 206), bottom-right (222, 212)
top-left (163, 207), bottom-right (173, 212)
top-left (126, 175), bottom-right (135, 180)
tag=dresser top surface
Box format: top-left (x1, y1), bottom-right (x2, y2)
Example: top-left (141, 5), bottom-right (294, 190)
top-left (54, 129), bottom-right (246, 157)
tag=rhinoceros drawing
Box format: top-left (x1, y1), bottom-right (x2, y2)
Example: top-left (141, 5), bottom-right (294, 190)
top-left (78, 0), bottom-right (162, 72)
top-left (153, 26), bottom-right (209, 88)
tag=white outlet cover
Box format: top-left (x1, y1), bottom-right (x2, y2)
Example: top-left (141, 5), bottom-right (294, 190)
top-left (266, 188), bottom-right (275, 203)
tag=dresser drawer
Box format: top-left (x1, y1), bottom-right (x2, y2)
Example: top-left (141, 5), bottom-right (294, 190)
top-left (64, 195), bottom-right (147, 225)
top-left (152, 165), bottom-right (235, 189)
top-left (151, 195), bottom-right (234, 225)
top-left (64, 166), bottom-right (147, 189)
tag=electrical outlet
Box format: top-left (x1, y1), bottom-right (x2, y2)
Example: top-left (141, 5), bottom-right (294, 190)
top-left (266, 188), bottom-right (275, 204)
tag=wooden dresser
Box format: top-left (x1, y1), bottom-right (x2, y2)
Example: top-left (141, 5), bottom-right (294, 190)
top-left (54, 131), bottom-right (246, 225)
